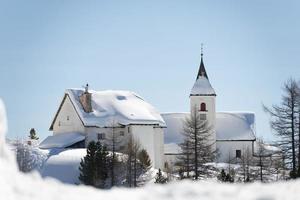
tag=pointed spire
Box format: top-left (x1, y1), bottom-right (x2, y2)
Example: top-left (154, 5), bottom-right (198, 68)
top-left (196, 44), bottom-right (209, 80)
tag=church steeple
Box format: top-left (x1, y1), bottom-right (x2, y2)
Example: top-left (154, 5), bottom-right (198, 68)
top-left (196, 44), bottom-right (209, 80)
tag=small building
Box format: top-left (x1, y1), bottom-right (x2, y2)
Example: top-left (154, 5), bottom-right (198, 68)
top-left (40, 86), bottom-right (166, 169)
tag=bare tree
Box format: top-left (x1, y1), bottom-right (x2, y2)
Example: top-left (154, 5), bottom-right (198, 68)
top-left (124, 134), bottom-right (141, 187)
top-left (240, 147), bottom-right (253, 182)
top-left (181, 106), bottom-right (216, 180)
top-left (106, 120), bottom-right (122, 187)
top-left (264, 79), bottom-right (299, 176)
top-left (176, 139), bottom-right (192, 178)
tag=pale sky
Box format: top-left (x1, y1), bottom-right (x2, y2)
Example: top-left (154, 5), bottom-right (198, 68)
top-left (0, 0), bottom-right (299, 141)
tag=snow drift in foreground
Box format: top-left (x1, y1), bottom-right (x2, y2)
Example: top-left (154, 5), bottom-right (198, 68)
top-left (1, 99), bottom-right (300, 200)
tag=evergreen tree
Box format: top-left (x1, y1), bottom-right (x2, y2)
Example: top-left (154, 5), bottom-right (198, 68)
top-left (218, 169), bottom-right (227, 182)
top-left (79, 141), bottom-right (110, 188)
top-left (29, 128), bottom-right (39, 140)
top-left (154, 169), bottom-right (167, 184)
top-left (79, 141), bottom-right (98, 186)
top-left (138, 149), bottom-right (152, 171)
top-left (95, 142), bottom-right (109, 188)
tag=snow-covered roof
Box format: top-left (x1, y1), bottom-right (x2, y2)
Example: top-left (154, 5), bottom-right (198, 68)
top-left (190, 76), bottom-right (216, 96)
top-left (253, 142), bottom-right (281, 157)
top-left (162, 112), bottom-right (256, 144)
top-left (39, 132), bottom-right (85, 149)
top-left (216, 112), bottom-right (256, 141)
top-left (51, 89), bottom-right (166, 128)
top-left (164, 143), bottom-right (182, 154)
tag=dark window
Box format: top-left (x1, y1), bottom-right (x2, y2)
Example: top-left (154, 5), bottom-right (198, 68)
top-left (236, 150), bottom-right (242, 158)
top-left (200, 103), bottom-right (206, 111)
top-left (120, 131), bottom-right (125, 136)
top-left (67, 116), bottom-right (70, 121)
top-left (97, 133), bottom-right (106, 140)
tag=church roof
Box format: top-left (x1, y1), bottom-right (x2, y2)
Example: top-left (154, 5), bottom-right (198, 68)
top-left (197, 57), bottom-right (209, 80)
top-left (162, 112), bottom-right (256, 145)
top-left (190, 54), bottom-right (216, 96)
top-left (190, 76), bottom-right (216, 96)
top-left (50, 89), bottom-right (166, 129)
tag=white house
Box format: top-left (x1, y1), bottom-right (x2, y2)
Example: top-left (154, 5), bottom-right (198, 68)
top-left (40, 87), bottom-right (166, 169)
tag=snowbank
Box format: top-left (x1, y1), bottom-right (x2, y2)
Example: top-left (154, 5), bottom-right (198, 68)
top-left (1, 99), bottom-right (300, 200)
top-left (40, 149), bottom-right (86, 184)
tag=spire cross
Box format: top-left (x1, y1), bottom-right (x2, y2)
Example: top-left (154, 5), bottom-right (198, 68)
top-left (201, 43), bottom-right (204, 58)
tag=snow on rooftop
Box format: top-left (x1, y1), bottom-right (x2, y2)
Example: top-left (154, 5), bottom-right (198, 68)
top-left (162, 113), bottom-right (188, 144)
top-left (66, 89), bottom-right (166, 127)
top-left (162, 112), bottom-right (256, 145)
top-left (253, 142), bottom-right (282, 157)
top-left (39, 132), bottom-right (85, 149)
top-left (190, 76), bottom-right (216, 96)
top-left (164, 143), bottom-right (182, 154)
top-left (216, 112), bottom-right (256, 141)
top-left (40, 149), bottom-right (86, 184)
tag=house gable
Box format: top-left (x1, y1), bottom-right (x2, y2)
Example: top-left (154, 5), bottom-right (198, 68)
top-left (49, 94), bottom-right (85, 134)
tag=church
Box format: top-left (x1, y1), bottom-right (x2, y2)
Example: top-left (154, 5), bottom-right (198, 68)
top-left (40, 52), bottom-right (259, 170)
top-left (163, 52), bottom-right (257, 167)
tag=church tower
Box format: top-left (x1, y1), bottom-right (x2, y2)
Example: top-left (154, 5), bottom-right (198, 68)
top-left (190, 48), bottom-right (217, 150)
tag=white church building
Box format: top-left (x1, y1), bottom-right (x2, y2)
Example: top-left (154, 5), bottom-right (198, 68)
top-left (40, 52), bottom-right (261, 170)
top-left (163, 53), bottom-right (257, 166)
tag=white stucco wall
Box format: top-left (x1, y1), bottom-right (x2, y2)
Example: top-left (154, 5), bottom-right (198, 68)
top-left (52, 96), bottom-right (85, 135)
top-left (216, 140), bottom-right (254, 163)
top-left (190, 95), bottom-right (216, 152)
top-left (153, 127), bottom-right (164, 169)
top-left (85, 126), bottom-right (129, 149)
top-left (131, 125), bottom-right (164, 169)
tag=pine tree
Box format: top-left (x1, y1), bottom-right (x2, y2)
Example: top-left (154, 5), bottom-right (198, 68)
top-left (138, 149), bottom-right (152, 171)
top-left (218, 169), bottom-right (227, 182)
top-left (29, 128), bottom-right (39, 140)
top-left (154, 169), bottom-right (167, 184)
top-left (79, 141), bottom-right (98, 186)
top-left (95, 142), bottom-right (109, 188)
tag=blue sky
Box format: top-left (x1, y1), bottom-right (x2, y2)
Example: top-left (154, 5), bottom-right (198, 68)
top-left (0, 0), bottom-right (299, 141)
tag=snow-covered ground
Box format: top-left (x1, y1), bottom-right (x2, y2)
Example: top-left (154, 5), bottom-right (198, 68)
top-left (1, 99), bottom-right (300, 200)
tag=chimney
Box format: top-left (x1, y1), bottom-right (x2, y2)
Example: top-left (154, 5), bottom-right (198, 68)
top-left (79, 84), bottom-right (93, 113)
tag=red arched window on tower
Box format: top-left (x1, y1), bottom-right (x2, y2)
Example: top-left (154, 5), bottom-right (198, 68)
top-left (200, 103), bottom-right (206, 111)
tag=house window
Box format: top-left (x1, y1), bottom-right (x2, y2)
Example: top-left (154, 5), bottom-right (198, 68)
top-left (200, 114), bottom-right (207, 121)
top-left (236, 150), bottom-right (242, 158)
top-left (128, 127), bottom-right (131, 133)
top-left (97, 133), bottom-right (106, 140)
top-left (120, 131), bottom-right (125, 136)
top-left (200, 103), bottom-right (206, 111)
top-left (67, 116), bottom-right (70, 121)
